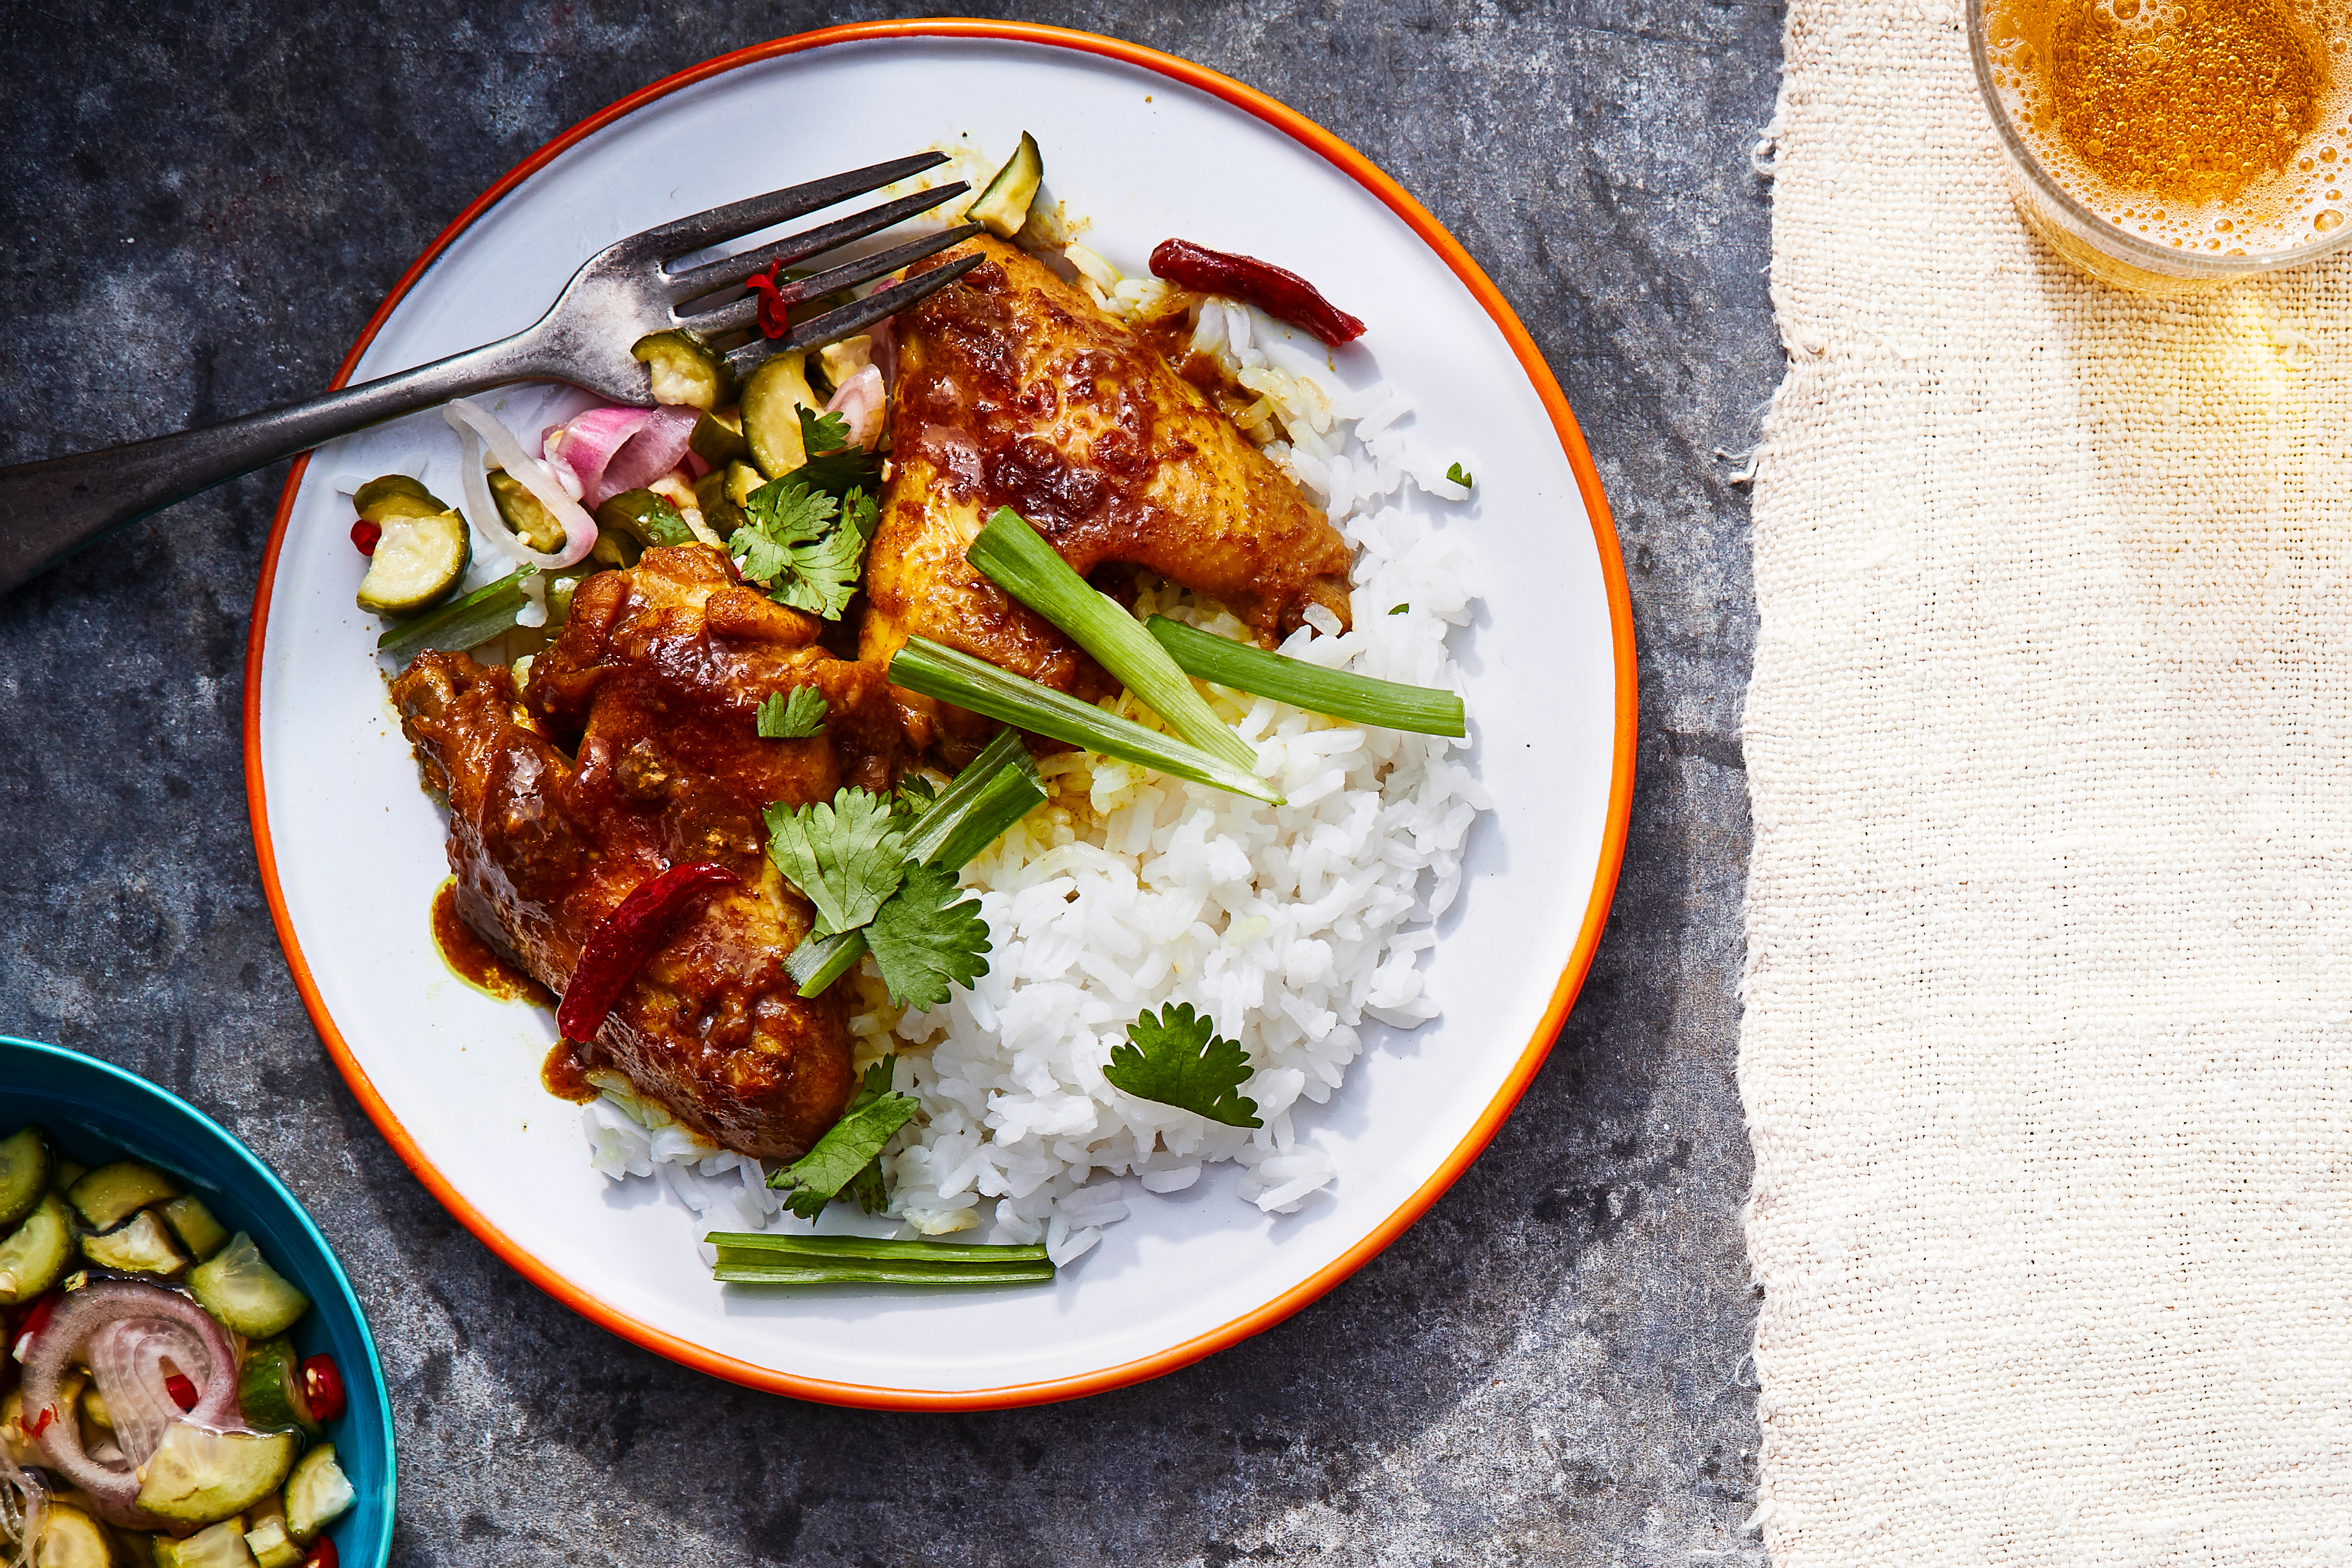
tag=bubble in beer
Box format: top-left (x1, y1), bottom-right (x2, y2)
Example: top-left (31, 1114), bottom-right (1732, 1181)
top-left (1986, 0), bottom-right (2352, 254)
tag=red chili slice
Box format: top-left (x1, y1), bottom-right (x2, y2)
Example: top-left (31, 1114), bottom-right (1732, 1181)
top-left (11, 1291), bottom-right (59, 1361)
top-left (350, 519), bottom-right (382, 556)
top-left (1148, 239), bottom-right (1367, 346)
top-left (165, 1372), bottom-right (198, 1410)
top-left (303, 1538), bottom-right (340, 1568)
top-left (25, 1405), bottom-right (51, 1441)
top-left (300, 1354), bottom-right (347, 1423)
top-left (555, 862), bottom-right (740, 1042)
top-left (745, 262), bottom-right (792, 339)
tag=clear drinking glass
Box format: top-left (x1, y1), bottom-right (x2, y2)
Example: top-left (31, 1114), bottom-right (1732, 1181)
top-left (1968, 0), bottom-right (2352, 294)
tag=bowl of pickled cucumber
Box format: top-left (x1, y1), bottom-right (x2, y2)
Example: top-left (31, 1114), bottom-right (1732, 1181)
top-left (0, 1037), bottom-right (392, 1567)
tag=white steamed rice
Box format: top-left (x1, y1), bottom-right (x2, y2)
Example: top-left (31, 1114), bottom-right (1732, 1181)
top-left (581, 280), bottom-right (1485, 1269)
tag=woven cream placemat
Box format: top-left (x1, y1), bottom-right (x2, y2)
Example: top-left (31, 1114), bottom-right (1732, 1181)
top-left (1742, 3), bottom-right (2352, 1562)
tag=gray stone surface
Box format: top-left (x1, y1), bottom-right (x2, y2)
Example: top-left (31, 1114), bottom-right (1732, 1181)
top-left (0, 2), bottom-right (1776, 1562)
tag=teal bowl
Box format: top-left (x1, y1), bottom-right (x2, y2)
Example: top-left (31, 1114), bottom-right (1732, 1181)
top-left (0, 1037), bottom-right (394, 1565)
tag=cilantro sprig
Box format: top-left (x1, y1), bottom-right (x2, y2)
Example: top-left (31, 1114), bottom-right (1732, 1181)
top-left (756, 686), bottom-right (828, 739)
top-left (1103, 1003), bottom-right (1263, 1127)
top-left (763, 789), bottom-right (907, 938)
top-left (767, 1055), bottom-right (916, 1219)
top-left (789, 406), bottom-right (882, 500)
top-left (729, 479), bottom-right (876, 621)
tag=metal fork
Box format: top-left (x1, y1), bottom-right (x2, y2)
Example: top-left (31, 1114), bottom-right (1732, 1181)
top-left (0, 150), bottom-right (984, 597)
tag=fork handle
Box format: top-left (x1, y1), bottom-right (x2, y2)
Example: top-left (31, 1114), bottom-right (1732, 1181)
top-left (0, 331), bottom-right (556, 596)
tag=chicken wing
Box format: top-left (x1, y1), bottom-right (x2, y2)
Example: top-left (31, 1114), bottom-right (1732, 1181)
top-left (860, 236), bottom-right (1353, 749)
top-left (389, 545), bottom-right (901, 1160)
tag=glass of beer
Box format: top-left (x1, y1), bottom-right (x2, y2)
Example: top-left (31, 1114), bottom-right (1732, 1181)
top-left (1970, 0), bottom-right (2352, 293)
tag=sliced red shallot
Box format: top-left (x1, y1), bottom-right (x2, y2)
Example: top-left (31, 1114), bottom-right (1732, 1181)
top-left (542, 406), bottom-right (650, 504)
top-left (823, 366), bottom-right (887, 453)
top-left (19, 1282), bottom-right (238, 1527)
top-left (442, 398), bottom-right (597, 570)
top-left (597, 405), bottom-right (702, 501)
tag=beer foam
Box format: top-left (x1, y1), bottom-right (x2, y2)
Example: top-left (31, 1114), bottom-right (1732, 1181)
top-left (1986, 0), bottom-right (2352, 254)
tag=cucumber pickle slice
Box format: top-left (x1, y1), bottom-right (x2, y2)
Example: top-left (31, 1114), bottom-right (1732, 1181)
top-left (284, 1443), bottom-right (356, 1542)
top-left (80, 1208), bottom-right (189, 1276)
top-left (741, 351), bottom-right (821, 479)
top-left (160, 1192), bottom-right (231, 1261)
top-left (0, 1126), bottom-right (50, 1228)
top-left (187, 1232), bottom-right (309, 1337)
top-left (136, 1423), bottom-right (297, 1525)
top-left (358, 508), bottom-right (471, 617)
top-left (0, 1193), bottom-right (74, 1304)
top-left (971, 132), bottom-right (1044, 239)
top-left (237, 1337), bottom-right (321, 1436)
top-left (632, 327), bottom-right (736, 411)
top-left (68, 1159), bottom-right (176, 1230)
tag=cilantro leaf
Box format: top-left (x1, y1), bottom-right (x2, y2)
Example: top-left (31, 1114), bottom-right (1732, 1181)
top-left (756, 686), bottom-right (829, 739)
top-left (1446, 461), bottom-right (1474, 488)
top-left (865, 862), bottom-right (991, 1011)
top-left (765, 1075), bottom-right (918, 1220)
top-left (728, 477), bottom-right (874, 621)
top-left (790, 406), bottom-right (883, 500)
top-left (1388, 603), bottom-right (1408, 615)
top-left (763, 788), bottom-right (907, 938)
top-left (799, 405), bottom-right (851, 456)
top-left (843, 1055), bottom-right (899, 1214)
top-left (894, 772), bottom-right (940, 819)
top-left (1103, 1003), bottom-right (1262, 1127)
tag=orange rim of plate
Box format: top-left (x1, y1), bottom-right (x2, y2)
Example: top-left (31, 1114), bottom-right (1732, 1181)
top-left (242, 17), bottom-right (1639, 1411)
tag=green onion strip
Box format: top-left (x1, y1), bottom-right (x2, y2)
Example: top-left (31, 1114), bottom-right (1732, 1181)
top-left (705, 1230), bottom-right (1054, 1286)
top-left (887, 637), bottom-right (1283, 805)
top-left (1144, 616), bottom-right (1467, 738)
top-left (964, 508), bottom-right (1258, 772)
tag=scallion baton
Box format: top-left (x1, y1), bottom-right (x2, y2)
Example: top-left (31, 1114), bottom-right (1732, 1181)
top-left (888, 637), bottom-right (1283, 805)
top-left (376, 565), bottom-right (538, 656)
top-left (783, 730), bottom-right (1046, 997)
top-left (705, 1231), bottom-right (1053, 1287)
top-left (1144, 615), bottom-right (1466, 738)
top-left (964, 507), bottom-right (1257, 772)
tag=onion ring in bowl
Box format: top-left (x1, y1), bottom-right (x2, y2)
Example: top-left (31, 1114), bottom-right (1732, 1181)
top-left (19, 1283), bottom-right (238, 1528)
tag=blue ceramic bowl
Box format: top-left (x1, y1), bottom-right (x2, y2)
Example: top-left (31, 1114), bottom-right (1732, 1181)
top-left (0, 1037), bottom-right (394, 1565)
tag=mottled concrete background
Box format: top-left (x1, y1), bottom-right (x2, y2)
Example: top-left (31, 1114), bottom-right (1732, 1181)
top-left (0, 3), bottom-right (1775, 1562)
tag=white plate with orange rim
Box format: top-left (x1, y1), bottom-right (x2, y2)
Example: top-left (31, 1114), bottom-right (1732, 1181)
top-left (243, 19), bottom-right (1635, 1409)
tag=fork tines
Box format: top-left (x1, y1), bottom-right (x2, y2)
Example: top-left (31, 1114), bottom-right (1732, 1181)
top-left (722, 254), bottom-right (986, 378)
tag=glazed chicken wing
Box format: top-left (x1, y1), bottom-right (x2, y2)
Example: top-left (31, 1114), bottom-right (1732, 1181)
top-left (860, 236), bottom-right (1354, 748)
top-left (389, 545), bottom-right (901, 1160)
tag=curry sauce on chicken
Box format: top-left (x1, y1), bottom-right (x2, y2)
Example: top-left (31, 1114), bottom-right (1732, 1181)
top-left (390, 227), bottom-right (1354, 1162)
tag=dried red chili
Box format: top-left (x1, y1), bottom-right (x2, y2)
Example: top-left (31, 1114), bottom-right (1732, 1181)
top-left (350, 519), bottom-right (382, 555)
top-left (164, 1372), bottom-right (198, 1410)
top-left (745, 262), bottom-right (792, 339)
top-left (1148, 239), bottom-right (1367, 346)
top-left (25, 1405), bottom-right (51, 1441)
top-left (555, 862), bottom-right (740, 1042)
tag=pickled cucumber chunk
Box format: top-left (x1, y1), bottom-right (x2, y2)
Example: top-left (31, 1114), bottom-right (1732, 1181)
top-left (187, 1233), bottom-right (308, 1337)
top-left (358, 506), bottom-right (471, 617)
top-left (136, 1424), bottom-right (297, 1525)
top-left (741, 350), bottom-right (821, 479)
top-left (0, 1126), bottom-right (50, 1228)
top-left (689, 406), bottom-right (750, 466)
top-left (283, 1444), bottom-right (355, 1542)
top-left (595, 488), bottom-right (692, 549)
top-left (32, 1501), bottom-right (118, 1568)
top-left (0, 1193), bottom-right (74, 1304)
top-left (350, 474), bottom-right (436, 518)
top-left (487, 469), bottom-right (567, 554)
top-left (81, 1209), bottom-right (189, 1277)
top-left (236, 1338), bottom-right (318, 1436)
top-left (970, 131), bottom-right (1044, 239)
top-left (156, 1516), bottom-right (256, 1568)
top-left (69, 1161), bottom-right (178, 1230)
top-left (160, 1194), bottom-right (231, 1261)
top-left (632, 327), bottom-right (736, 410)
top-left (244, 1513), bottom-right (302, 1568)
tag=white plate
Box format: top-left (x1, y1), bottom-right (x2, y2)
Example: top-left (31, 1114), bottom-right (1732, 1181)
top-left (245, 22), bottom-right (1634, 1408)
